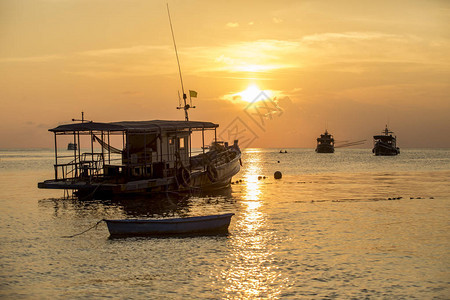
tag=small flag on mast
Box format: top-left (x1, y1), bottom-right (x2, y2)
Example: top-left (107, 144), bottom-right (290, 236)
top-left (189, 90), bottom-right (198, 98)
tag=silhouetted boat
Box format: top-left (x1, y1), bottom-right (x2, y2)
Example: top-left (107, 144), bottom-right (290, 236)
top-left (316, 130), bottom-right (335, 153)
top-left (372, 125), bottom-right (400, 156)
top-left (38, 121), bottom-right (241, 197)
top-left (104, 213), bottom-right (234, 237)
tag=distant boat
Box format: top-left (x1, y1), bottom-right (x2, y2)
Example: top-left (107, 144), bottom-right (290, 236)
top-left (316, 130), bottom-right (335, 153)
top-left (104, 213), bottom-right (234, 237)
top-left (67, 142), bottom-right (77, 150)
top-left (372, 125), bottom-right (400, 156)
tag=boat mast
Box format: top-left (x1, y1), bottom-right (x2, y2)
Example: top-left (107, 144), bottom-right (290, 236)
top-left (72, 111), bottom-right (92, 123)
top-left (167, 4), bottom-right (191, 121)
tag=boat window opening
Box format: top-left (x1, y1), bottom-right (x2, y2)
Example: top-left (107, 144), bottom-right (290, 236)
top-left (179, 137), bottom-right (185, 149)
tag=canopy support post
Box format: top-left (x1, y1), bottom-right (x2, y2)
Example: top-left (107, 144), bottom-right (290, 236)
top-left (54, 133), bottom-right (58, 180)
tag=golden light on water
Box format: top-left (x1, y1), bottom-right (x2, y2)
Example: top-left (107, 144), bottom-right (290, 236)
top-left (221, 150), bottom-right (288, 298)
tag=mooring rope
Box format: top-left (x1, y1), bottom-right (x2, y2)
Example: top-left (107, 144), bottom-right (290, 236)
top-left (61, 219), bottom-right (105, 238)
top-left (77, 183), bottom-right (103, 201)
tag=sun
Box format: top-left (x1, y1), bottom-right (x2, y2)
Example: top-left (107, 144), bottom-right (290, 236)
top-left (236, 84), bottom-right (272, 103)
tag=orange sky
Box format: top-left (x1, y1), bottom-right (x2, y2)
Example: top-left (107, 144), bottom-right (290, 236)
top-left (1, 0), bottom-right (449, 148)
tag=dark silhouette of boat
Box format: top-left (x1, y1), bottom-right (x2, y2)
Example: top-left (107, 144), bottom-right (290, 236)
top-left (38, 120), bottom-right (241, 198)
top-left (372, 125), bottom-right (400, 156)
top-left (316, 130), bottom-right (335, 153)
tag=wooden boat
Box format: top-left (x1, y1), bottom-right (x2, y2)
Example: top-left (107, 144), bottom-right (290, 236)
top-left (316, 130), bottom-right (335, 153)
top-left (372, 125), bottom-right (400, 156)
top-left (38, 120), bottom-right (241, 198)
top-left (104, 213), bottom-right (234, 237)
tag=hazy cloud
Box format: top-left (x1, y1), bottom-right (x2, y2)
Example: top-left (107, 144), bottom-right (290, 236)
top-left (226, 22), bottom-right (239, 28)
top-left (0, 54), bottom-right (64, 63)
top-left (79, 45), bottom-right (169, 57)
top-left (301, 32), bottom-right (399, 43)
top-left (272, 17), bottom-right (283, 24)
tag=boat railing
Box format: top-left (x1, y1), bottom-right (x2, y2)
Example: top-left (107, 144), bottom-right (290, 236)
top-left (190, 147), bottom-right (238, 170)
top-left (214, 148), bottom-right (238, 167)
top-left (54, 152), bottom-right (106, 181)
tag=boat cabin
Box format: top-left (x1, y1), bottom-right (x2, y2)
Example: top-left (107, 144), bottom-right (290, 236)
top-left (316, 130), bottom-right (335, 153)
top-left (372, 125), bottom-right (400, 156)
top-left (373, 126), bottom-right (397, 148)
top-left (48, 120), bottom-right (219, 182)
top-left (317, 130), bottom-right (334, 146)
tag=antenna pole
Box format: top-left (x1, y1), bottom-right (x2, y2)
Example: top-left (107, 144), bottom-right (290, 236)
top-left (72, 111), bottom-right (91, 123)
top-left (167, 3), bottom-right (189, 121)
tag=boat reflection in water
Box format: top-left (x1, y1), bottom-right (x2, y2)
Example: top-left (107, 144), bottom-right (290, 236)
top-left (221, 149), bottom-right (289, 298)
top-left (43, 186), bottom-right (234, 221)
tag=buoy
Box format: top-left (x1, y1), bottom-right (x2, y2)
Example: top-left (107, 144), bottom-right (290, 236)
top-left (274, 171), bottom-right (282, 179)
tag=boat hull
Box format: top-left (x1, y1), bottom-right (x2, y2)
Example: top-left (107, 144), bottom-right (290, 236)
top-left (372, 142), bottom-right (400, 156)
top-left (104, 213), bottom-right (234, 237)
top-left (189, 153), bottom-right (241, 190)
top-left (38, 148), bottom-right (241, 198)
top-left (315, 144), bottom-right (334, 153)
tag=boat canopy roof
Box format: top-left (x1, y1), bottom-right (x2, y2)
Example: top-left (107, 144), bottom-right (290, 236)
top-left (373, 135), bottom-right (395, 140)
top-left (49, 120), bottom-right (218, 133)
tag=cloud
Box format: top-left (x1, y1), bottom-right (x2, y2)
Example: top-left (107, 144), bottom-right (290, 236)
top-left (0, 45), bottom-right (168, 64)
top-left (4, 31), bottom-right (446, 81)
top-left (79, 45), bottom-right (169, 56)
top-left (272, 17), bottom-right (283, 24)
top-left (191, 39), bottom-right (300, 74)
top-left (0, 54), bottom-right (64, 63)
top-left (226, 22), bottom-right (239, 28)
top-left (301, 32), bottom-right (400, 43)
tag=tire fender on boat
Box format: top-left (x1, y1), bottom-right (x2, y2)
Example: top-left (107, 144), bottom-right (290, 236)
top-left (177, 167), bottom-right (191, 187)
top-left (206, 164), bottom-right (219, 182)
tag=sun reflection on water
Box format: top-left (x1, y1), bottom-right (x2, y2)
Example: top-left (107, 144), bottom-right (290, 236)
top-left (220, 149), bottom-right (289, 299)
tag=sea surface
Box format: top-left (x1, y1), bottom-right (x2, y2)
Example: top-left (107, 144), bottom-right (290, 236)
top-left (0, 148), bottom-right (449, 299)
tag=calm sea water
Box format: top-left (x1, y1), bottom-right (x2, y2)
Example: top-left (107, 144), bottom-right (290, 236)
top-left (0, 148), bottom-right (449, 299)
